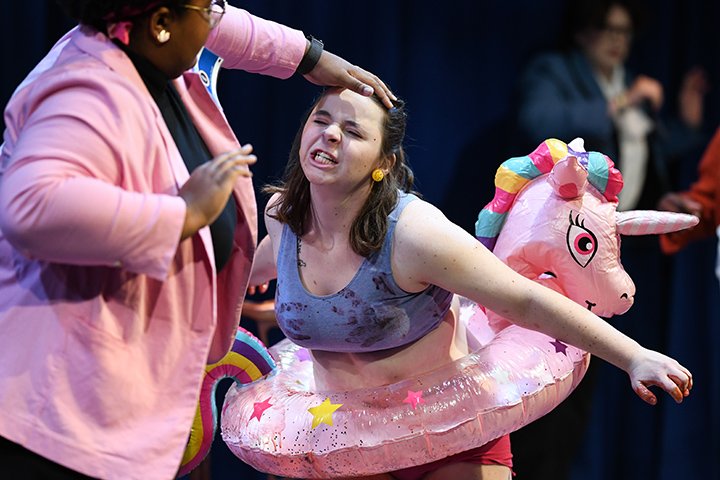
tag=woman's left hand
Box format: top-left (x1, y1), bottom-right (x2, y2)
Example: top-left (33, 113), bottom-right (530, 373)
top-left (303, 50), bottom-right (396, 108)
top-left (626, 348), bottom-right (693, 405)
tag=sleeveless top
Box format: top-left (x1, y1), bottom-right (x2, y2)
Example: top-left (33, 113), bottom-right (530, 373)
top-left (275, 192), bottom-right (453, 353)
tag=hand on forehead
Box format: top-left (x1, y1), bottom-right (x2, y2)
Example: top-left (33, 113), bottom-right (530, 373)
top-left (313, 89), bottom-right (385, 128)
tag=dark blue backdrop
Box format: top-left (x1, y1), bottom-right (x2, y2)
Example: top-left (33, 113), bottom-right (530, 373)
top-left (2, 2), bottom-right (719, 479)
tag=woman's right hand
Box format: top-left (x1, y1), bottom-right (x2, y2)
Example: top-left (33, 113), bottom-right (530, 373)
top-left (178, 144), bottom-right (257, 240)
top-left (303, 49), bottom-right (397, 109)
top-left (657, 192), bottom-right (703, 217)
top-left (627, 75), bottom-right (664, 111)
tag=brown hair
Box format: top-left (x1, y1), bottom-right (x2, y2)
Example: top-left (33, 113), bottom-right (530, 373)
top-left (265, 89), bottom-right (415, 257)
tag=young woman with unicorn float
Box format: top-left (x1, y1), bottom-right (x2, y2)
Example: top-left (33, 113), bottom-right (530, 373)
top-left (182, 89), bottom-right (697, 479)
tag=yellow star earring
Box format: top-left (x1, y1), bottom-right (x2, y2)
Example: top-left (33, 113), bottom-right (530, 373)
top-left (371, 169), bottom-right (384, 182)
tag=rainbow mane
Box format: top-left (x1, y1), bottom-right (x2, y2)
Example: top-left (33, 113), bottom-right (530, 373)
top-left (475, 138), bottom-right (623, 251)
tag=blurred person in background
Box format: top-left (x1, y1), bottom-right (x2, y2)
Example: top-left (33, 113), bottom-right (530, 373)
top-left (512, 0), bottom-right (708, 478)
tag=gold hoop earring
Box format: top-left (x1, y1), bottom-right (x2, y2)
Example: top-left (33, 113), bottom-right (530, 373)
top-left (371, 169), bottom-right (384, 182)
top-left (157, 30), bottom-right (170, 43)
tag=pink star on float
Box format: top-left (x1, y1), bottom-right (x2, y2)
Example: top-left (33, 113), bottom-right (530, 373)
top-left (295, 348), bottom-right (312, 362)
top-left (403, 390), bottom-right (425, 410)
top-left (550, 339), bottom-right (568, 355)
top-left (250, 397), bottom-right (273, 422)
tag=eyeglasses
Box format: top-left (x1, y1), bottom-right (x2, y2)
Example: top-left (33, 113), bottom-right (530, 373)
top-left (600, 24), bottom-right (633, 40)
top-left (183, 0), bottom-right (226, 29)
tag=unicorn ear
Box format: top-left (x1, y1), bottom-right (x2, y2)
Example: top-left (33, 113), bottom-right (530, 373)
top-left (616, 210), bottom-right (699, 235)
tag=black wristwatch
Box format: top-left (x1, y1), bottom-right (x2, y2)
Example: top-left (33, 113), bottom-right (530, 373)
top-left (296, 35), bottom-right (324, 76)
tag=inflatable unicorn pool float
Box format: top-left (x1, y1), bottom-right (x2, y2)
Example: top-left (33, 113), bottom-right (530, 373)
top-left (178, 54), bottom-right (698, 477)
top-left (179, 137), bottom-right (698, 478)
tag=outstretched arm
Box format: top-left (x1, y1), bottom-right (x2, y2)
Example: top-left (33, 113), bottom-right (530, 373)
top-left (393, 200), bottom-right (692, 405)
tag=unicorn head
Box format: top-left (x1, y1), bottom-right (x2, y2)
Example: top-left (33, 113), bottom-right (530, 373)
top-left (476, 138), bottom-right (698, 318)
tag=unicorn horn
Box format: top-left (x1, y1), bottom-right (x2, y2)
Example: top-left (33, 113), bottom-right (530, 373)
top-left (616, 210), bottom-right (699, 235)
top-left (567, 137), bottom-right (586, 153)
top-left (548, 155), bottom-right (588, 199)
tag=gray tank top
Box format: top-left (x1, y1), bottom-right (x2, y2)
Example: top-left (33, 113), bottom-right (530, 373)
top-left (275, 192), bottom-right (453, 353)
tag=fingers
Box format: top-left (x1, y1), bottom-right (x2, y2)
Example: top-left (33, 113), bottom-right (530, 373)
top-left (304, 49), bottom-right (397, 109)
top-left (683, 67), bottom-right (709, 93)
top-left (630, 76), bottom-right (663, 110)
top-left (348, 67), bottom-right (397, 109)
top-left (662, 379), bottom-right (685, 403)
top-left (657, 193), bottom-right (681, 212)
top-left (218, 155), bottom-right (256, 178)
top-left (683, 199), bottom-right (703, 217)
top-left (633, 382), bottom-right (658, 405)
top-left (669, 374), bottom-right (691, 398)
top-left (658, 193), bottom-right (702, 217)
top-left (246, 283), bottom-right (269, 296)
top-left (633, 370), bottom-right (692, 406)
top-left (670, 363), bottom-right (693, 395)
top-left (212, 145), bottom-right (257, 179)
top-left (634, 379), bottom-right (680, 405)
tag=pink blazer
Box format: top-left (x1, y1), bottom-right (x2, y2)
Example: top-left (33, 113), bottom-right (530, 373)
top-left (0, 7), bottom-right (304, 480)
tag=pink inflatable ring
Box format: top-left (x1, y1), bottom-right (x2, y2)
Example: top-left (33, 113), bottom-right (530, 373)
top-left (221, 299), bottom-right (589, 478)
top-left (218, 138), bottom-right (698, 478)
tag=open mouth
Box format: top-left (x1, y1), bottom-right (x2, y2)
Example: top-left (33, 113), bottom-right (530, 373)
top-left (312, 150), bottom-right (337, 165)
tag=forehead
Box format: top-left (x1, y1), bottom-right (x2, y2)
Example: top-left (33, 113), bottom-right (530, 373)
top-left (606, 4), bottom-right (631, 26)
top-left (313, 90), bottom-right (385, 127)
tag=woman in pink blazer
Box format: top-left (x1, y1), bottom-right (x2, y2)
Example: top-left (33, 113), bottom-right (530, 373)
top-left (0, 1), bottom-right (394, 478)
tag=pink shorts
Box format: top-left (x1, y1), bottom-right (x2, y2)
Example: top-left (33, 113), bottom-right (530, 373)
top-left (390, 434), bottom-right (513, 480)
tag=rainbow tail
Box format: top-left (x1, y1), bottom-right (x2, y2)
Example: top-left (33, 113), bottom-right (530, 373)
top-left (178, 327), bottom-right (276, 477)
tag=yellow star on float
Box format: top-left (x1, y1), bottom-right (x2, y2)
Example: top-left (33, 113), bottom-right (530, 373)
top-left (308, 397), bottom-right (343, 429)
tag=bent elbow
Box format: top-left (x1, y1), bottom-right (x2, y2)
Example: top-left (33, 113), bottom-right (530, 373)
top-left (0, 208), bottom-right (31, 255)
top-left (0, 186), bottom-right (53, 255)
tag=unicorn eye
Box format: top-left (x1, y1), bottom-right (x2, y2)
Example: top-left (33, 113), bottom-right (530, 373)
top-left (566, 213), bottom-right (598, 268)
